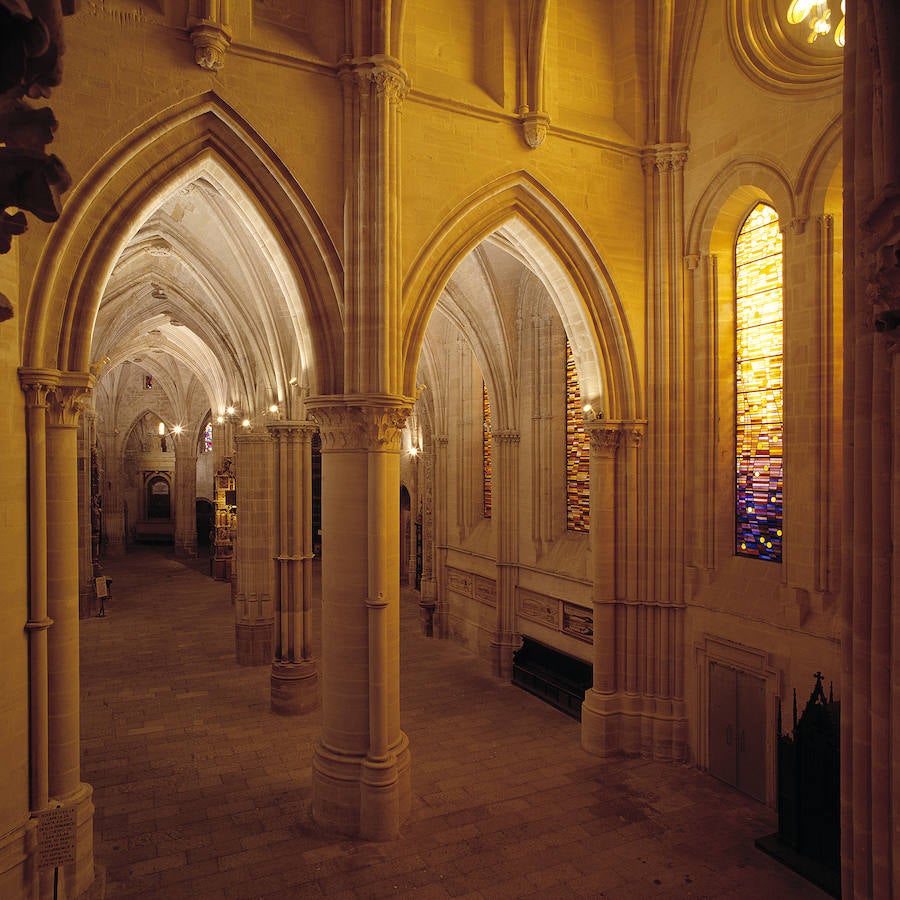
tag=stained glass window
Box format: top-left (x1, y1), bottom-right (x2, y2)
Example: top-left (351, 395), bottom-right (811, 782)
top-left (566, 341), bottom-right (590, 532)
top-left (202, 421), bottom-right (213, 454)
top-left (483, 381), bottom-right (492, 518)
top-left (735, 203), bottom-right (783, 562)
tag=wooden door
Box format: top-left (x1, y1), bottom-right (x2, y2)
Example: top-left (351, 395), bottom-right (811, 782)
top-left (708, 662), bottom-right (766, 802)
top-left (709, 662), bottom-right (738, 786)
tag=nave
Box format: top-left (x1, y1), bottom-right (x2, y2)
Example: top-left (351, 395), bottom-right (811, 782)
top-left (80, 547), bottom-right (824, 899)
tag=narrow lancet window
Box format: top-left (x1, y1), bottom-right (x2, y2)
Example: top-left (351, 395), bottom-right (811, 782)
top-left (483, 381), bottom-right (492, 518)
top-left (735, 202), bottom-right (784, 561)
top-left (566, 341), bottom-right (590, 532)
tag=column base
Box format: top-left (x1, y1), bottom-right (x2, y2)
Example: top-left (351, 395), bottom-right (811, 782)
top-left (234, 621), bottom-right (273, 666)
top-left (35, 782), bottom-right (95, 899)
top-left (0, 814), bottom-right (37, 900)
top-left (491, 632), bottom-right (520, 681)
top-left (174, 542), bottom-right (197, 559)
top-left (417, 600), bottom-right (435, 637)
top-left (270, 659), bottom-right (320, 715)
top-left (312, 733), bottom-right (411, 840)
top-left (581, 690), bottom-right (688, 761)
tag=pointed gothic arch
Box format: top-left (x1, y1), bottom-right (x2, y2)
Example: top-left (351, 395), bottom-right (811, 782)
top-left (22, 92), bottom-right (344, 395)
top-left (401, 171), bottom-right (640, 422)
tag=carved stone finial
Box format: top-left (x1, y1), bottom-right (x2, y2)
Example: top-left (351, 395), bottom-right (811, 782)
top-left (188, 20), bottom-right (232, 71)
top-left (521, 111), bottom-right (550, 149)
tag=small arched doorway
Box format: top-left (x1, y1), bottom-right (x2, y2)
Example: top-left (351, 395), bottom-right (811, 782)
top-left (196, 498), bottom-right (214, 547)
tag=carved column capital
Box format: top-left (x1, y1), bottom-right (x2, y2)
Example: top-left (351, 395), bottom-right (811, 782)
top-left (640, 142), bottom-right (689, 175)
top-left (307, 395), bottom-right (412, 452)
top-left (339, 56), bottom-right (410, 107)
top-left (585, 421), bottom-right (623, 458)
top-left (19, 368), bottom-right (60, 408)
top-left (493, 429), bottom-right (520, 445)
top-left (267, 420), bottom-right (319, 443)
top-left (232, 430), bottom-right (273, 447)
top-left (47, 375), bottom-right (93, 428)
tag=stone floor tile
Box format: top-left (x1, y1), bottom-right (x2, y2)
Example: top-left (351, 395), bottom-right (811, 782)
top-left (82, 547), bottom-right (828, 899)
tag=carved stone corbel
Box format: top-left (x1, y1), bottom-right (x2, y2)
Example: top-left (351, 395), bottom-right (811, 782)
top-left (188, 18), bottom-right (232, 71)
top-left (520, 110), bottom-right (550, 149)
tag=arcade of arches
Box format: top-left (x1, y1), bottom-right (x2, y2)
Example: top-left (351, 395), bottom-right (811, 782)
top-left (1, 1), bottom-right (897, 897)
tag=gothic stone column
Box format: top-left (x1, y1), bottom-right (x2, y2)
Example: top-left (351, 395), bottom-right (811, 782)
top-left (418, 439), bottom-right (436, 635)
top-left (580, 422), bottom-right (623, 756)
top-left (233, 432), bottom-right (274, 666)
top-left (268, 421), bottom-right (319, 715)
top-left (77, 409), bottom-right (96, 617)
top-left (842, 4), bottom-right (900, 894)
top-left (307, 398), bottom-right (411, 841)
top-left (491, 429), bottom-right (520, 679)
top-left (432, 435), bottom-right (450, 639)
top-left (44, 375), bottom-right (95, 898)
top-left (173, 437), bottom-right (198, 558)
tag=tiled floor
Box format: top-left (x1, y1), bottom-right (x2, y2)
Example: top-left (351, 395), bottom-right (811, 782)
top-left (80, 547), bottom-right (826, 899)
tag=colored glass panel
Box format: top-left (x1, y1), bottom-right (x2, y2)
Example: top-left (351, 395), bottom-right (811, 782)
top-left (203, 421), bottom-right (213, 453)
top-left (483, 382), bottom-right (492, 518)
top-left (735, 203), bottom-right (783, 562)
top-left (566, 341), bottom-right (590, 532)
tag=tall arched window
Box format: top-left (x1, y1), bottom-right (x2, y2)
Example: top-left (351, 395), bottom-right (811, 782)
top-left (566, 340), bottom-right (590, 532)
top-left (735, 202), bottom-right (783, 561)
top-left (482, 381), bottom-right (492, 518)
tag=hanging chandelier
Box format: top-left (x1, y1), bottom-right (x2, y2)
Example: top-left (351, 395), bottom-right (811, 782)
top-left (786, 0), bottom-right (845, 47)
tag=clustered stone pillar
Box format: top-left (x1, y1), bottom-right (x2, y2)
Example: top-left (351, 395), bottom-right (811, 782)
top-left (841, 4), bottom-right (900, 896)
top-left (307, 399), bottom-right (411, 841)
top-left (232, 431), bottom-right (274, 666)
top-left (173, 436), bottom-right (198, 558)
top-left (580, 421), bottom-right (623, 756)
top-left (268, 421), bottom-right (319, 714)
top-left (101, 434), bottom-right (126, 556)
top-left (20, 369), bottom-right (96, 899)
top-left (491, 429), bottom-right (520, 679)
top-left (76, 408), bottom-right (96, 617)
top-left (417, 440), bottom-right (436, 635)
top-left (432, 435), bottom-right (449, 638)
